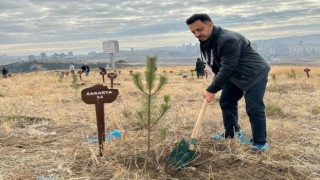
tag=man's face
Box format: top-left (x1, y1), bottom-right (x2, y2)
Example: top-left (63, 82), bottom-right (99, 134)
top-left (188, 20), bottom-right (213, 41)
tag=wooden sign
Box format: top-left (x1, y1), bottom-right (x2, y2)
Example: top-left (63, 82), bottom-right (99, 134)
top-left (304, 68), bottom-right (311, 78)
top-left (81, 85), bottom-right (119, 104)
top-left (107, 72), bottom-right (117, 89)
top-left (100, 71), bottom-right (107, 83)
top-left (78, 70), bottom-right (83, 81)
top-left (81, 85), bottom-right (119, 156)
top-left (107, 72), bottom-right (117, 78)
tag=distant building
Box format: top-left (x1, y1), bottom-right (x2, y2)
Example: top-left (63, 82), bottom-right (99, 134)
top-left (40, 53), bottom-right (47, 60)
top-left (88, 51), bottom-right (97, 56)
top-left (28, 55), bottom-right (36, 61)
top-left (290, 44), bottom-right (303, 55)
top-left (287, 43), bottom-right (320, 55)
top-left (51, 53), bottom-right (59, 59)
top-left (67, 52), bottom-right (73, 56)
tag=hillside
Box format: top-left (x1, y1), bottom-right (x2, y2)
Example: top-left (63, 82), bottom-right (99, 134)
top-left (253, 33), bottom-right (320, 44)
top-left (1, 34), bottom-right (320, 69)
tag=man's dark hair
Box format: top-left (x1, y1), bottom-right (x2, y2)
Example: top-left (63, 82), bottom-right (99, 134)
top-left (186, 14), bottom-right (212, 25)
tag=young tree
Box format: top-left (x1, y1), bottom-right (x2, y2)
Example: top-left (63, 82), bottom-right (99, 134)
top-left (71, 73), bottom-right (81, 96)
top-left (132, 56), bottom-right (170, 156)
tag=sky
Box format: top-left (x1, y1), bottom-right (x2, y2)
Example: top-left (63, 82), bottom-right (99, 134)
top-left (0, 0), bottom-right (320, 56)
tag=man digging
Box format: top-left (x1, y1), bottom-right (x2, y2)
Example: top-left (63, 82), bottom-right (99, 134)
top-left (186, 14), bottom-right (270, 151)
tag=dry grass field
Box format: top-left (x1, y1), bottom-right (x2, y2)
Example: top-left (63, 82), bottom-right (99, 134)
top-left (0, 65), bottom-right (320, 179)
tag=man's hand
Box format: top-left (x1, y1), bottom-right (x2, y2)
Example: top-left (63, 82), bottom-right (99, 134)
top-left (203, 91), bottom-right (215, 103)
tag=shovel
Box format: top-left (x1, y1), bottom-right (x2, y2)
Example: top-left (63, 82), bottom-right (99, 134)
top-left (167, 99), bottom-right (208, 169)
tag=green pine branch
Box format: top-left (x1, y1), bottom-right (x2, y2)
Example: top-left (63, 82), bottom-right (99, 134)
top-left (131, 55), bottom-right (170, 159)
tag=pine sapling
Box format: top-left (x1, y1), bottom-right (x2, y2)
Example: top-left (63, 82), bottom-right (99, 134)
top-left (71, 73), bottom-right (81, 94)
top-left (132, 56), bottom-right (170, 157)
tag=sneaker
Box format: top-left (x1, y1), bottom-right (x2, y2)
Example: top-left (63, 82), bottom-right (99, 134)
top-left (246, 138), bottom-right (253, 145)
top-left (211, 130), bottom-right (248, 144)
top-left (235, 130), bottom-right (247, 144)
top-left (252, 143), bottom-right (269, 151)
top-left (211, 133), bottom-right (225, 140)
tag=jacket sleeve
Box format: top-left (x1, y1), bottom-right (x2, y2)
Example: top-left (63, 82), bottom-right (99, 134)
top-left (207, 39), bottom-right (240, 93)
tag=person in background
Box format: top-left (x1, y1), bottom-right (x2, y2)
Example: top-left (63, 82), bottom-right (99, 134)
top-left (195, 57), bottom-right (206, 78)
top-left (69, 64), bottom-right (75, 74)
top-left (81, 64), bottom-right (90, 76)
top-left (1, 67), bottom-right (8, 78)
top-left (186, 13), bottom-right (270, 151)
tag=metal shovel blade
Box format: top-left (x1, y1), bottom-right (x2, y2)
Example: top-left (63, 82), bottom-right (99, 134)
top-left (166, 139), bottom-right (196, 169)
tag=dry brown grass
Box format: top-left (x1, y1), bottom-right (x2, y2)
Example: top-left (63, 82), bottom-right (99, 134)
top-left (0, 65), bottom-right (320, 179)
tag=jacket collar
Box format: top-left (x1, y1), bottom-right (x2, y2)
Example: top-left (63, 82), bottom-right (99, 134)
top-left (200, 25), bottom-right (221, 65)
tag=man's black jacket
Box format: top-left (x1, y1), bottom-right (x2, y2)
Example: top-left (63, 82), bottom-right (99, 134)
top-left (206, 26), bottom-right (270, 93)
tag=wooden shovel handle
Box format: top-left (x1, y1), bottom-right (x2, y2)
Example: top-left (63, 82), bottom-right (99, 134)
top-left (191, 98), bottom-right (208, 140)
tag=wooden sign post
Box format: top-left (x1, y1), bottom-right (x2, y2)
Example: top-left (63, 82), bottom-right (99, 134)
top-left (304, 68), bottom-right (311, 78)
top-left (98, 67), bottom-right (107, 83)
top-left (107, 72), bottom-right (117, 89)
top-left (78, 71), bottom-right (83, 81)
top-left (81, 85), bottom-right (119, 156)
top-left (100, 71), bottom-right (107, 83)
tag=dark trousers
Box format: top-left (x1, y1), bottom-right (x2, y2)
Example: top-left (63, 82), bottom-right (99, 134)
top-left (219, 78), bottom-right (267, 145)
